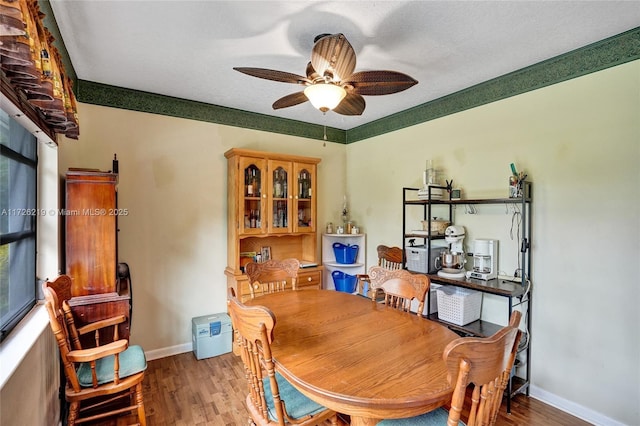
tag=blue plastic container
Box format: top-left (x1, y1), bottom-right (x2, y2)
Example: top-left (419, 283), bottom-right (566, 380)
top-left (332, 271), bottom-right (357, 293)
top-left (332, 242), bottom-right (359, 264)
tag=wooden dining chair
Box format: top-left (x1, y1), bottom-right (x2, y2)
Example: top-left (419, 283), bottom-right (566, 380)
top-left (376, 268), bottom-right (430, 316)
top-left (227, 296), bottom-right (339, 426)
top-left (378, 311), bottom-right (523, 426)
top-left (45, 274), bottom-right (128, 349)
top-left (356, 245), bottom-right (403, 298)
top-left (42, 279), bottom-right (147, 426)
top-left (245, 258), bottom-right (300, 299)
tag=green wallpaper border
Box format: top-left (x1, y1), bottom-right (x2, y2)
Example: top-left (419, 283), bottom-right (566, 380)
top-left (76, 81), bottom-right (346, 143)
top-left (75, 27), bottom-right (639, 145)
top-left (347, 26), bottom-right (640, 143)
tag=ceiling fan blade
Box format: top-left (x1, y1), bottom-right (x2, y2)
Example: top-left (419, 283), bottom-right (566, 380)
top-left (272, 91), bottom-right (309, 110)
top-left (332, 93), bottom-right (365, 116)
top-left (345, 71), bottom-right (418, 96)
top-left (233, 67), bottom-right (310, 85)
top-left (311, 33), bottom-right (356, 82)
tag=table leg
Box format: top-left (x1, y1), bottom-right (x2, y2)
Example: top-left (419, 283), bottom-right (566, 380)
top-left (350, 416), bottom-right (379, 426)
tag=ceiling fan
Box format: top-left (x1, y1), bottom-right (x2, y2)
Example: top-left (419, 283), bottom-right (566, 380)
top-left (233, 33), bottom-right (418, 116)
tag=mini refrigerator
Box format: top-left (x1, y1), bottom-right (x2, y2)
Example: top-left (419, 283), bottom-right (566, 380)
top-left (192, 313), bottom-right (232, 360)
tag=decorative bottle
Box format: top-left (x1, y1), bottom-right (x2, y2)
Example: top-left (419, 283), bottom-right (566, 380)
top-left (247, 169), bottom-right (254, 196)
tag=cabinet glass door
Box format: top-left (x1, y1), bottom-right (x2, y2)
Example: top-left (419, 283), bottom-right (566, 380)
top-left (294, 162), bottom-right (316, 233)
top-left (268, 160), bottom-right (291, 234)
top-left (239, 157), bottom-right (265, 235)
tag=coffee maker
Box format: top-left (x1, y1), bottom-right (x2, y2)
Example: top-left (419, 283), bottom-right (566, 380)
top-left (466, 239), bottom-right (498, 280)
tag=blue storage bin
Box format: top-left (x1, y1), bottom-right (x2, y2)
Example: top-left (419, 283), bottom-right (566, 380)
top-left (332, 270), bottom-right (357, 293)
top-left (333, 242), bottom-right (359, 264)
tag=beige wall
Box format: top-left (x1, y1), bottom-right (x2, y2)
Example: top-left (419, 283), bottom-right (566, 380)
top-left (49, 60), bottom-right (639, 424)
top-left (347, 60), bottom-right (639, 425)
top-left (57, 108), bottom-right (347, 351)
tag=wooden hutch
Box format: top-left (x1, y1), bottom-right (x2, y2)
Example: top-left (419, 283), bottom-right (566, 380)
top-left (224, 149), bottom-right (322, 301)
top-left (64, 168), bottom-right (131, 343)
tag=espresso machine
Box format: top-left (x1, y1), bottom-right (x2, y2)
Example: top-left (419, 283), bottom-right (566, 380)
top-left (466, 239), bottom-right (498, 280)
top-left (436, 226), bottom-right (467, 279)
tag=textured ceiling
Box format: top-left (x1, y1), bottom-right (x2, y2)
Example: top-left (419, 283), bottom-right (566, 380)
top-left (49, 1), bottom-right (640, 130)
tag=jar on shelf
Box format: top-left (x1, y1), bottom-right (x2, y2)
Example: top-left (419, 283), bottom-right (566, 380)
top-left (326, 222), bottom-right (334, 234)
top-left (345, 221), bottom-right (353, 234)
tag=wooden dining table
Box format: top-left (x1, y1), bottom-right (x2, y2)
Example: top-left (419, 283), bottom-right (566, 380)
top-left (245, 289), bottom-right (460, 425)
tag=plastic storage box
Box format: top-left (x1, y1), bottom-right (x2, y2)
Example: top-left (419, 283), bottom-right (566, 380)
top-left (406, 245), bottom-right (447, 273)
top-left (192, 313), bottom-right (232, 360)
top-left (436, 286), bottom-right (483, 326)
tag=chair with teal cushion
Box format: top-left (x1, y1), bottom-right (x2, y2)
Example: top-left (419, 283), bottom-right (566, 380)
top-left (379, 311), bottom-right (522, 426)
top-left (43, 277), bottom-right (147, 426)
top-left (379, 407), bottom-right (462, 425)
top-left (263, 372), bottom-right (332, 422)
top-left (227, 295), bottom-right (338, 426)
top-left (76, 344), bottom-right (147, 387)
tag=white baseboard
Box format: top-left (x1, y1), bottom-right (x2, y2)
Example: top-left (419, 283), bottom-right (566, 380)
top-left (529, 385), bottom-right (626, 426)
top-left (144, 342), bottom-right (192, 361)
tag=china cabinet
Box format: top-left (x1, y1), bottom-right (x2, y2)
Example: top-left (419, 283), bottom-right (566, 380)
top-left (224, 149), bottom-right (321, 302)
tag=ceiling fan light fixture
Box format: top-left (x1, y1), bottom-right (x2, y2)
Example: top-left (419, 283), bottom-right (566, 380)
top-left (304, 83), bottom-right (346, 112)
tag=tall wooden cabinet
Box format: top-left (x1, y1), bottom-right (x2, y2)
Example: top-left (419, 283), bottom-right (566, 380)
top-left (64, 169), bottom-right (131, 343)
top-left (224, 149), bottom-right (322, 301)
top-left (65, 171), bottom-right (118, 295)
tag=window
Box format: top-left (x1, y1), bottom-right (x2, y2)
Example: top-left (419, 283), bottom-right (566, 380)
top-left (0, 109), bottom-right (38, 341)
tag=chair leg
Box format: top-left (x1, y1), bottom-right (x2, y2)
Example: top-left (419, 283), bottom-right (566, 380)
top-left (67, 401), bottom-right (79, 426)
top-left (135, 383), bottom-right (146, 426)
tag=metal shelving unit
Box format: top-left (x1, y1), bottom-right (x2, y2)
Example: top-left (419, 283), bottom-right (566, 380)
top-left (401, 182), bottom-right (532, 412)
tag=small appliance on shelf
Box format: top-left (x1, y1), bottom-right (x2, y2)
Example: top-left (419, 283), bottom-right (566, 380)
top-left (436, 226), bottom-right (467, 279)
top-left (418, 160), bottom-right (444, 200)
top-left (466, 239), bottom-right (498, 280)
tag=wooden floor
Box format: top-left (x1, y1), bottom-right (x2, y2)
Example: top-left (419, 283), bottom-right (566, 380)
top-left (88, 351), bottom-right (592, 426)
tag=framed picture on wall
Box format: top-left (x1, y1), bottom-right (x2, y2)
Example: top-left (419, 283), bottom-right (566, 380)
top-left (261, 246), bottom-right (271, 262)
